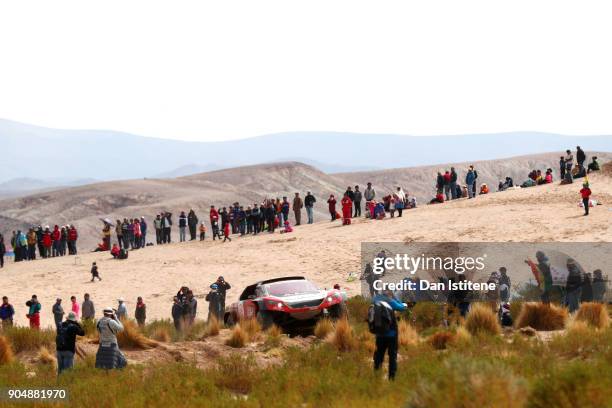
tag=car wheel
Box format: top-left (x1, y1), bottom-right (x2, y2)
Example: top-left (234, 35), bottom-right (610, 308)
top-left (257, 310), bottom-right (275, 329)
top-left (328, 303), bottom-right (347, 320)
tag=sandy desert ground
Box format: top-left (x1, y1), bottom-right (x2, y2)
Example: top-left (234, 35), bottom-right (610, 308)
top-left (2, 165), bottom-right (611, 328)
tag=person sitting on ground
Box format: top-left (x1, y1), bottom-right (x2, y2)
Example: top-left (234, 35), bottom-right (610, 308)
top-left (429, 192), bottom-right (444, 204)
top-left (374, 202), bottom-right (386, 220)
top-left (521, 177), bottom-right (536, 188)
top-left (110, 243), bottom-right (120, 259)
top-left (480, 183), bottom-right (489, 194)
top-left (280, 220), bottom-right (293, 234)
top-left (95, 307), bottom-right (126, 370)
top-left (545, 169), bottom-right (553, 184)
top-left (587, 156), bottom-right (600, 173)
top-left (572, 164), bottom-right (587, 179)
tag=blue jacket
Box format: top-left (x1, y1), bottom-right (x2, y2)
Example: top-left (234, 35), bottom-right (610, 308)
top-left (466, 170), bottom-right (475, 185)
top-left (372, 294), bottom-right (407, 337)
top-left (0, 303), bottom-right (15, 320)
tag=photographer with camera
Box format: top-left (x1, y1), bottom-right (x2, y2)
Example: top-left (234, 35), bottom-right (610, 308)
top-left (95, 307), bottom-right (126, 370)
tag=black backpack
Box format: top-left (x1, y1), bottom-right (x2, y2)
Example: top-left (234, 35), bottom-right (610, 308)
top-left (368, 301), bottom-right (395, 335)
top-left (56, 323), bottom-right (69, 350)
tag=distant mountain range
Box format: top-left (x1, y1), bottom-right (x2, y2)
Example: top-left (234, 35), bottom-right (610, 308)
top-left (1, 118), bottom-right (611, 183)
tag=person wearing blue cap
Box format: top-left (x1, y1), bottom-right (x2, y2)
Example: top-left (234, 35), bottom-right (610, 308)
top-left (205, 283), bottom-right (223, 321)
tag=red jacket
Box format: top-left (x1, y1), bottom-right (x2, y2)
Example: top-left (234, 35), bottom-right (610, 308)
top-left (327, 197), bottom-right (337, 212)
top-left (580, 187), bottom-right (591, 199)
top-left (443, 173), bottom-right (451, 183)
top-left (341, 197), bottom-right (352, 210)
top-left (68, 228), bottom-right (78, 241)
top-left (224, 222), bottom-right (230, 236)
top-left (51, 227), bottom-right (61, 242)
top-left (210, 208), bottom-right (219, 221)
top-left (42, 232), bottom-right (52, 247)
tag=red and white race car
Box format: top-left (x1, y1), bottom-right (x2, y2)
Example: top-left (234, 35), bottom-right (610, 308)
top-left (225, 276), bottom-right (346, 331)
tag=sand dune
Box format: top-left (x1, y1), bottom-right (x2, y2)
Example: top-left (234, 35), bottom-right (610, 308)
top-left (1, 152), bottom-right (609, 250)
top-left (2, 167), bottom-right (611, 328)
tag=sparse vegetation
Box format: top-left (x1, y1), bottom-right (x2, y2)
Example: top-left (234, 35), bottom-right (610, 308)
top-left (226, 324), bottom-right (249, 348)
top-left (314, 318), bottom-right (334, 339)
top-left (412, 301), bottom-right (444, 330)
top-left (0, 335), bottom-right (14, 365)
top-left (117, 319), bottom-right (158, 349)
top-left (398, 320), bottom-right (419, 347)
top-left (429, 331), bottom-right (455, 350)
top-left (329, 318), bottom-right (357, 352)
top-left (2, 326), bottom-right (55, 353)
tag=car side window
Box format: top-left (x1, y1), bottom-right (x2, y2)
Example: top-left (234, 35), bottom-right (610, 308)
top-left (255, 287), bottom-right (264, 297)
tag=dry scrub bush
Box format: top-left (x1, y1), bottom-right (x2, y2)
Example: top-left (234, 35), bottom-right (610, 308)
top-left (264, 325), bottom-right (283, 348)
top-left (329, 318), bottom-right (357, 352)
top-left (464, 303), bottom-right (501, 336)
top-left (226, 325), bottom-right (249, 348)
top-left (429, 331), bottom-right (455, 350)
top-left (151, 327), bottom-right (171, 343)
top-left (241, 318), bottom-right (262, 340)
top-left (0, 335), bottom-right (14, 365)
top-left (203, 316), bottom-right (221, 337)
top-left (314, 318), bottom-right (334, 339)
top-left (574, 302), bottom-right (609, 329)
top-left (398, 320), bottom-right (419, 347)
top-left (515, 302), bottom-right (567, 331)
top-left (37, 347), bottom-right (57, 369)
top-left (2, 327), bottom-right (54, 353)
top-left (117, 320), bottom-right (157, 349)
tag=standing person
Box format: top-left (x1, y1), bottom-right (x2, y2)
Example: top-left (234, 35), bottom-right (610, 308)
top-left (592, 270), bottom-right (606, 302)
top-left (135, 297), bottom-right (146, 327)
top-left (26, 295), bottom-right (42, 330)
top-left (0, 296), bottom-right (15, 329)
top-left (450, 167), bottom-right (458, 199)
top-left (214, 276), bottom-right (231, 313)
top-left (116, 299), bottom-right (127, 321)
top-left (466, 168), bottom-right (476, 199)
top-left (139, 217), bottom-right (147, 247)
top-left (576, 146), bottom-right (586, 168)
top-left (82, 293), bottom-right (95, 322)
top-left (42, 227), bottom-right (52, 258)
top-left (205, 284), bottom-right (223, 321)
top-left (187, 210), bottom-right (198, 241)
top-left (364, 182), bottom-right (376, 212)
top-left (436, 172), bottom-right (444, 197)
top-left (565, 259), bottom-right (582, 313)
top-left (116, 220), bottom-right (124, 249)
top-left (70, 296), bottom-right (80, 319)
top-left (223, 221), bottom-right (232, 242)
top-left (186, 291), bottom-right (197, 326)
top-left (163, 212), bottom-right (173, 244)
top-left (353, 186), bottom-right (362, 217)
top-left (292, 193), bottom-right (304, 226)
top-left (281, 197), bottom-right (290, 227)
top-left (133, 219), bottom-right (142, 249)
top-left (565, 149), bottom-right (574, 175)
top-left (36, 227), bottom-right (45, 259)
top-left (212, 220), bottom-right (221, 240)
top-left (580, 183), bottom-right (592, 216)
top-left (51, 226), bottom-right (61, 257)
top-left (171, 297), bottom-right (183, 331)
top-left (209, 205), bottom-right (219, 228)
top-left (371, 290), bottom-right (407, 380)
top-left (0, 234), bottom-right (5, 268)
top-left (95, 308), bottom-right (126, 370)
top-left (91, 262), bottom-right (101, 282)
top-left (341, 193), bottom-right (353, 225)
top-left (304, 191), bottom-right (316, 224)
top-left (27, 228), bottom-right (37, 260)
top-left (121, 219), bottom-right (130, 249)
top-left (52, 298), bottom-right (65, 329)
top-left (499, 267), bottom-right (511, 303)
top-left (344, 187), bottom-right (355, 216)
top-left (581, 273), bottom-right (593, 303)
top-left (327, 194), bottom-right (337, 221)
top-left (199, 222), bottom-right (207, 241)
top-left (178, 211), bottom-right (187, 242)
top-left (154, 214), bottom-right (162, 245)
top-left (394, 187), bottom-right (405, 217)
top-left (470, 166), bottom-right (478, 196)
top-left (559, 156), bottom-right (566, 180)
top-left (56, 312), bottom-right (84, 375)
top-left (443, 171), bottom-right (451, 201)
top-left (68, 225), bottom-right (78, 255)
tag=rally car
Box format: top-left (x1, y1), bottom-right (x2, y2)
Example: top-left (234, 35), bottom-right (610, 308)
top-left (224, 276), bottom-right (346, 331)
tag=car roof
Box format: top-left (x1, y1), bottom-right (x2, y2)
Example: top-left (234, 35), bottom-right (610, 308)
top-left (239, 276), bottom-right (307, 300)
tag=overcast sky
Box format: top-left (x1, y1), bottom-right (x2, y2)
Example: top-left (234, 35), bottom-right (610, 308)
top-left (1, 1), bottom-right (611, 141)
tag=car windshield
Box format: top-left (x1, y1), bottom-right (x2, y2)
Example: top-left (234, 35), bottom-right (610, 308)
top-left (265, 280), bottom-right (320, 296)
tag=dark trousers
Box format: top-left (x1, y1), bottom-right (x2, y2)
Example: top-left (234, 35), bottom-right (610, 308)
top-left (189, 225), bottom-right (197, 240)
top-left (155, 229), bottom-right (161, 244)
top-left (28, 244), bottom-right (36, 260)
top-left (354, 201), bottom-right (361, 217)
top-left (164, 228), bottom-right (171, 243)
top-left (583, 197), bottom-right (590, 215)
top-left (374, 335), bottom-right (398, 379)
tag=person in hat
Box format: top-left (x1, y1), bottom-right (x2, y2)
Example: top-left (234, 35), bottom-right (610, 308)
top-left (56, 312), bottom-right (84, 375)
top-left (95, 307), bottom-right (126, 369)
top-left (52, 298), bottom-right (65, 329)
top-left (116, 298), bottom-right (127, 321)
top-left (214, 276), bottom-right (231, 313)
top-left (205, 284), bottom-right (223, 321)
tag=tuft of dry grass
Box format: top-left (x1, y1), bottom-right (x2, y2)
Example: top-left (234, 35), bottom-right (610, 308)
top-left (117, 320), bottom-right (158, 350)
top-left (203, 316), bottom-right (221, 338)
top-left (574, 302), bottom-right (609, 329)
top-left (264, 325), bottom-right (283, 348)
top-left (412, 302), bottom-right (444, 330)
top-left (464, 303), bottom-right (501, 336)
top-left (515, 302), bottom-right (567, 331)
top-left (150, 327), bottom-right (171, 343)
top-left (454, 326), bottom-right (472, 345)
top-left (429, 331), bottom-right (455, 350)
top-left (314, 318), bottom-right (334, 340)
top-left (357, 330), bottom-right (376, 354)
top-left (226, 325), bottom-right (249, 348)
top-left (2, 327), bottom-right (55, 353)
top-left (241, 318), bottom-right (262, 341)
top-left (0, 335), bottom-right (14, 365)
top-left (398, 320), bottom-right (419, 347)
top-left (37, 347), bottom-right (57, 369)
top-left (329, 318), bottom-right (357, 352)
